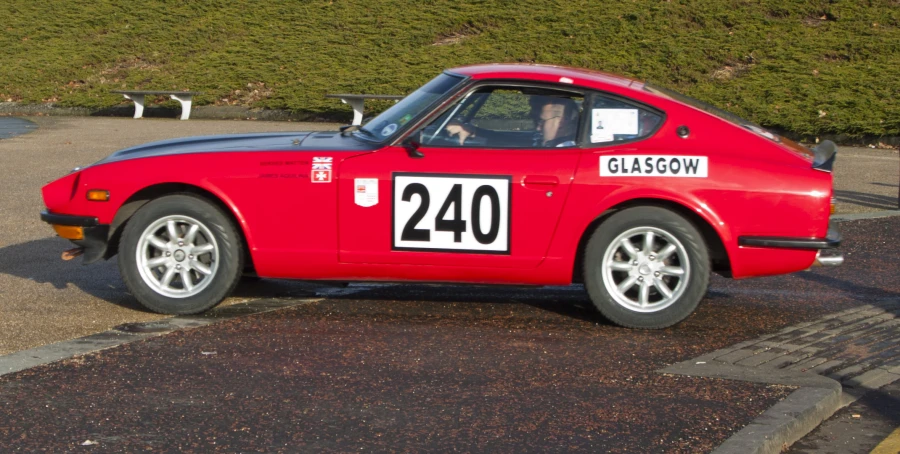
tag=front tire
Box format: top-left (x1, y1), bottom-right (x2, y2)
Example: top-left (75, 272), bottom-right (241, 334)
top-left (583, 206), bottom-right (710, 329)
top-left (119, 194), bottom-right (243, 314)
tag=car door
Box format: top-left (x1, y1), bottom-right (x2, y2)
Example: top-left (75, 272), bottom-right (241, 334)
top-left (338, 84), bottom-right (585, 269)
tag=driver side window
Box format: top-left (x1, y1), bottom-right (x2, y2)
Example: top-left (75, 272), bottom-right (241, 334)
top-left (420, 86), bottom-right (583, 149)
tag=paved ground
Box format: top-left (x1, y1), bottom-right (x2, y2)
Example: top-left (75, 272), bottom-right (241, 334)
top-left (0, 117), bottom-right (898, 452)
top-left (832, 147), bottom-right (899, 213)
top-left (0, 117), bottom-right (340, 355)
top-left (789, 380), bottom-right (900, 454)
top-left (0, 216), bottom-right (896, 452)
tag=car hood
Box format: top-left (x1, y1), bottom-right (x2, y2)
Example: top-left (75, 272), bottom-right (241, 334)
top-left (93, 131), bottom-right (378, 166)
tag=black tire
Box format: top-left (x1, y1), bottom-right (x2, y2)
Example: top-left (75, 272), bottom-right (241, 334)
top-left (118, 194), bottom-right (244, 314)
top-left (583, 206), bottom-right (710, 329)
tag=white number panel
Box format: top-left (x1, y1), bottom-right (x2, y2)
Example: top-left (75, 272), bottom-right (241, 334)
top-left (392, 173), bottom-right (511, 254)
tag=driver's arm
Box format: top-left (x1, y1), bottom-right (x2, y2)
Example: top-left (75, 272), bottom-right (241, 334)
top-left (445, 122), bottom-right (476, 145)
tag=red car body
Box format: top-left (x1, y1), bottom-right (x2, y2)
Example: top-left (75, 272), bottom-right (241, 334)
top-left (41, 64), bottom-right (841, 327)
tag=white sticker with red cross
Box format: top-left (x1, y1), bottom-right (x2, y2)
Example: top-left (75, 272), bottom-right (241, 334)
top-left (311, 157), bottom-right (333, 183)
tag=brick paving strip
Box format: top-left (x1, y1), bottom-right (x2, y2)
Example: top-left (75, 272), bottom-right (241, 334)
top-left (661, 296), bottom-right (900, 454)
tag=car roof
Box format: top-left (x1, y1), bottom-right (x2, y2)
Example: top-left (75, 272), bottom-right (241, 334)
top-left (448, 63), bottom-right (646, 92)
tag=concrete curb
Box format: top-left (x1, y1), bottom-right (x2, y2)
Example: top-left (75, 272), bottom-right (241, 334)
top-left (0, 297), bottom-right (318, 379)
top-left (661, 298), bottom-right (900, 453)
top-left (660, 362), bottom-right (842, 454)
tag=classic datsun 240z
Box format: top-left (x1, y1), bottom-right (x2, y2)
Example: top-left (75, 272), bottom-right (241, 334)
top-left (41, 64), bottom-right (842, 328)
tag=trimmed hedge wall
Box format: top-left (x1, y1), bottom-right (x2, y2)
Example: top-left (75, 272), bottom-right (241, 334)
top-left (1, 0), bottom-right (897, 137)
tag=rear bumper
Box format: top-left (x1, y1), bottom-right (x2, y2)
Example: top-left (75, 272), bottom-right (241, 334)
top-left (737, 222), bottom-right (841, 250)
top-left (40, 211), bottom-right (110, 264)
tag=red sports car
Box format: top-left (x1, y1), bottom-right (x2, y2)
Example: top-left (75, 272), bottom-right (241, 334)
top-left (41, 64), bottom-right (842, 328)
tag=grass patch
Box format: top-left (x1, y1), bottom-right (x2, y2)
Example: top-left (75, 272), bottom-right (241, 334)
top-left (1, 0), bottom-right (898, 137)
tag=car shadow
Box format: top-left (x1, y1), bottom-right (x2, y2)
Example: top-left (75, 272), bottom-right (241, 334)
top-left (0, 237), bottom-right (319, 313)
top-left (833, 189), bottom-right (899, 211)
top-left (321, 283), bottom-right (607, 325)
top-left (796, 271), bottom-right (900, 303)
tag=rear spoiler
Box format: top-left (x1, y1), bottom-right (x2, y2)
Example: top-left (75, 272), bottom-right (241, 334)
top-left (812, 140), bottom-right (837, 172)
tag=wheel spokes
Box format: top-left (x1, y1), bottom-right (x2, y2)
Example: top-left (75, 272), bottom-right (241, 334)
top-left (184, 224), bottom-right (199, 245)
top-left (193, 244), bottom-right (215, 255)
top-left (137, 214), bottom-right (221, 299)
top-left (619, 238), bottom-right (639, 259)
top-left (601, 226), bottom-right (692, 314)
top-left (608, 260), bottom-right (633, 272)
top-left (181, 270), bottom-right (194, 292)
top-left (639, 280), bottom-right (650, 307)
top-left (660, 266), bottom-right (685, 276)
top-left (148, 235), bottom-right (168, 251)
top-left (191, 260), bottom-right (212, 276)
top-left (147, 256), bottom-right (168, 268)
top-left (166, 220), bottom-right (180, 241)
top-left (643, 231), bottom-right (655, 254)
top-left (653, 277), bottom-right (674, 298)
top-left (618, 275), bottom-right (639, 293)
top-left (160, 267), bottom-right (177, 287)
top-left (656, 244), bottom-right (677, 261)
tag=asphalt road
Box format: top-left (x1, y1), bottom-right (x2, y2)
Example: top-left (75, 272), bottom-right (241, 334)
top-left (0, 117), bottom-right (898, 452)
top-left (0, 216), bottom-right (896, 452)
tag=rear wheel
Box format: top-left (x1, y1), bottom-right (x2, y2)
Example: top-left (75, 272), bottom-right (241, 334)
top-left (119, 194), bottom-right (243, 314)
top-left (583, 206), bottom-right (709, 329)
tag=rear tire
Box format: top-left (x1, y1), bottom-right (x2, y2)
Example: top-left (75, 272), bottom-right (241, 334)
top-left (118, 194), bottom-right (243, 314)
top-left (583, 206), bottom-right (709, 329)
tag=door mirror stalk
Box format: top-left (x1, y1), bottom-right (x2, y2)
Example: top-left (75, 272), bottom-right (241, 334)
top-left (403, 137), bottom-right (425, 158)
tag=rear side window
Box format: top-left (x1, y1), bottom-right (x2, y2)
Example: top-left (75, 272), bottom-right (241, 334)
top-left (588, 93), bottom-right (662, 144)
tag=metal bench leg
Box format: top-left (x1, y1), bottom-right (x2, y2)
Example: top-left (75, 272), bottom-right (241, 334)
top-left (123, 94), bottom-right (145, 119)
top-left (340, 98), bottom-right (365, 125)
top-left (170, 94), bottom-right (193, 120)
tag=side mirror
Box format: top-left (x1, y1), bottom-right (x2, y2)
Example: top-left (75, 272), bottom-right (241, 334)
top-left (402, 137), bottom-right (424, 159)
top-left (340, 124), bottom-right (359, 137)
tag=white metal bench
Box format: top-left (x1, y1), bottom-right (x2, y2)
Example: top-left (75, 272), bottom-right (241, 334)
top-left (325, 94), bottom-right (404, 125)
top-left (111, 90), bottom-right (202, 120)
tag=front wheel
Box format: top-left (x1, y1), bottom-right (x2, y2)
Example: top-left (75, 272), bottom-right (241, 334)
top-left (119, 194), bottom-right (244, 314)
top-left (583, 206), bottom-right (710, 329)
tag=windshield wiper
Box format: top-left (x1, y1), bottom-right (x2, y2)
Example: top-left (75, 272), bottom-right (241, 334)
top-left (350, 128), bottom-right (380, 142)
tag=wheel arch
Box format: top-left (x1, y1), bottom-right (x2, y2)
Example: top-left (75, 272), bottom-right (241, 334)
top-left (571, 197), bottom-right (732, 283)
top-left (105, 183), bottom-right (256, 272)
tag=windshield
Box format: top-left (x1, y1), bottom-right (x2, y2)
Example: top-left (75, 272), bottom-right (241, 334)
top-left (356, 73), bottom-right (465, 142)
top-left (644, 83), bottom-right (780, 142)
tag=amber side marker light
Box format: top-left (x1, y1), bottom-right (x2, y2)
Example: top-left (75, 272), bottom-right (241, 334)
top-left (86, 190), bottom-right (110, 202)
top-left (52, 225), bottom-right (84, 240)
top-left (830, 197), bottom-right (837, 215)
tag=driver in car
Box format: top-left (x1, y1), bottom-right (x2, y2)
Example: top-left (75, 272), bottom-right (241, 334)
top-left (533, 96), bottom-right (579, 147)
top-left (445, 96), bottom-right (579, 148)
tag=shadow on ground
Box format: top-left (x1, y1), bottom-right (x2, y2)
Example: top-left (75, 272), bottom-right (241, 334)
top-left (0, 237), bottom-right (322, 313)
top-left (834, 189), bottom-right (899, 210)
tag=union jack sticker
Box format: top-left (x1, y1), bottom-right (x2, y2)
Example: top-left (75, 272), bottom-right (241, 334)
top-left (311, 157), bottom-right (333, 183)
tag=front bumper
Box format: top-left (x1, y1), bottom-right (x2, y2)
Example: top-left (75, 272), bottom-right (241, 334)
top-left (40, 211), bottom-right (110, 264)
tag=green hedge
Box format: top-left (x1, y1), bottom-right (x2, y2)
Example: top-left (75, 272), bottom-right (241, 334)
top-left (1, 0), bottom-right (897, 137)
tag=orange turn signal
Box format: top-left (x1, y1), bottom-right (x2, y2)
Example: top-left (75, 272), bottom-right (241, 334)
top-left (52, 225), bottom-right (84, 240)
top-left (86, 190), bottom-right (110, 202)
top-left (830, 197), bottom-right (836, 215)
